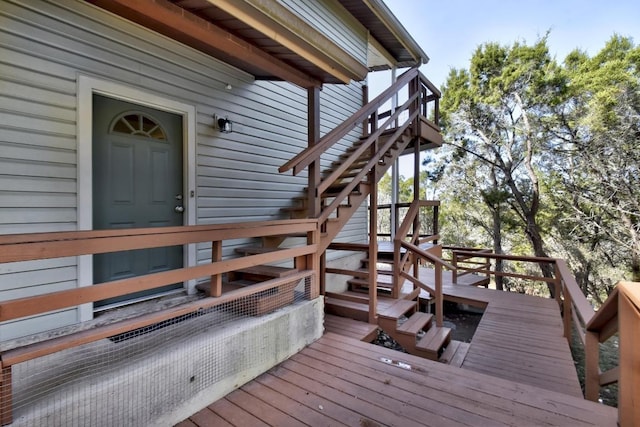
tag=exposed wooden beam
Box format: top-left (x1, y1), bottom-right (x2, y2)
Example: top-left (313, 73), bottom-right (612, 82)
top-left (208, 0), bottom-right (368, 83)
top-left (87, 0), bottom-right (321, 88)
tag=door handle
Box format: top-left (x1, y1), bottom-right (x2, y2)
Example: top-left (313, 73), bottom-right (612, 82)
top-left (174, 205), bottom-right (185, 213)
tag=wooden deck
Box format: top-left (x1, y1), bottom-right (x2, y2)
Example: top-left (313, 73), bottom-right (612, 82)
top-left (440, 279), bottom-right (584, 397)
top-left (179, 333), bottom-right (616, 426)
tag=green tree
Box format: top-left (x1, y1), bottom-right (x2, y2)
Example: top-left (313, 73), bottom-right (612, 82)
top-left (439, 37), bottom-right (567, 293)
top-left (554, 35), bottom-right (640, 282)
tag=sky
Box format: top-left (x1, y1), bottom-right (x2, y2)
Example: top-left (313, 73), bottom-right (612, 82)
top-left (371, 0), bottom-right (640, 177)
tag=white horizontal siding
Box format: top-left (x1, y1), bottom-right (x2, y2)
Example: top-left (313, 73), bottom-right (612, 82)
top-left (0, 0), bottom-right (368, 339)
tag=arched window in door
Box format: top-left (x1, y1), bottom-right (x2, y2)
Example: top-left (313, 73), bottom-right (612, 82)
top-left (110, 112), bottom-right (167, 140)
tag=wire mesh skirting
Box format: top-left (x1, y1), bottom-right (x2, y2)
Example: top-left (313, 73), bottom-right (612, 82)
top-left (2, 277), bottom-right (319, 427)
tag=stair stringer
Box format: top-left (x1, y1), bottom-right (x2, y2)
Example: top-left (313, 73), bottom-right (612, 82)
top-left (318, 133), bottom-right (416, 252)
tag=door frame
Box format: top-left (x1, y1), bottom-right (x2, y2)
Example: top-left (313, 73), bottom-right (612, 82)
top-left (77, 75), bottom-right (197, 322)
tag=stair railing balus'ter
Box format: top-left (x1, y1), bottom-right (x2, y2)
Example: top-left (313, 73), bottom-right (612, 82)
top-left (555, 259), bottom-right (640, 425)
top-left (279, 68), bottom-right (440, 231)
top-left (393, 199), bottom-right (452, 328)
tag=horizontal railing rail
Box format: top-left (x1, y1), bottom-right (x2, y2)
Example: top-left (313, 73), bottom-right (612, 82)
top-left (0, 219), bottom-right (320, 425)
top-left (445, 245), bottom-right (637, 423)
top-left (279, 67), bottom-right (419, 176)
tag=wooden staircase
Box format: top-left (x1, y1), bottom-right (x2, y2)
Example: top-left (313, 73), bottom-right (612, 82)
top-left (230, 68), bottom-right (447, 360)
top-left (378, 299), bottom-right (451, 361)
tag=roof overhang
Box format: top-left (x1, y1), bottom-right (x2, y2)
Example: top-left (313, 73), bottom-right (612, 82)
top-left (338, 0), bottom-right (430, 71)
top-left (86, 0), bottom-right (428, 87)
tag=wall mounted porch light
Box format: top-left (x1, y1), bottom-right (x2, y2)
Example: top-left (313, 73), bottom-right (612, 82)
top-left (213, 114), bottom-right (233, 133)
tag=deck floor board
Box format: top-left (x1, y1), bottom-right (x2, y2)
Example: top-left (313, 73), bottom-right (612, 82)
top-left (184, 333), bottom-right (616, 426)
top-left (183, 269), bottom-right (617, 426)
top-left (439, 279), bottom-right (584, 397)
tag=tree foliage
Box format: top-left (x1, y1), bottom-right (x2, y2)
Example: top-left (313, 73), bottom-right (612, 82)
top-left (429, 35), bottom-right (640, 301)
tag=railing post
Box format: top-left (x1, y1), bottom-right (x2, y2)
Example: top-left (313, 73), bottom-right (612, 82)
top-left (361, 84), bottom-right (369, 136)
top-left (584, 330), bottom-right (601, 401)
top-left (553, 262), bottom-right (562, 307)
top-left (432, 205), bottom-right (439, 244)
top-left (435, 262), bottom-right (443, 327)
top-left (452, 252), bottom-right (458, 284)
top-left (558, 263), bottom-right (572, 339)
top-left (368, 141), bottom-right (378, 322)
top-left (307, 86), bottom-right (321, 218)
top-left (618, 282), bottom-right (639, 426)
top-left (210, 240), bottom-right (223, 297)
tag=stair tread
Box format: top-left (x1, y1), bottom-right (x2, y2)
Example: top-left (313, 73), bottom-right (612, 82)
top-left (397, 312), bottom-right (433, 335)
top-left (325, 296), bottom-right (369, 310)
top-left (449, 342), bottom-right (470, 367)
top-left (235, 265), bottom-right (299, 278)
top-left (438, 340), bottom-right (461, 364)
top-left (416, 326), bottom-right (452, 353)
top-left (378, 299), bottom-right (417, 319)
top-left (325, 291), bottom-right (370, 305)
top-left (235, 246), bottom-right (281, 255)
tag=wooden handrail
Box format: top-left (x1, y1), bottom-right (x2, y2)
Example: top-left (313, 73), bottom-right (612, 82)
top-left (0, 270), bottom-right (314, 367)
top-left (318, 110), bottom-right (418, 224)
top-left (392, 199), bottom-right (447, 326)
top-left (400, 241), bottom-right (456, 271)
top-left (556, 255), bottom-right (640, 423)
top-left (0, 218), bottom-right (321, 425)
top-left (279, 67), bottom-right (419, 175)
top-left (317, 92), bottom-right (419, 195)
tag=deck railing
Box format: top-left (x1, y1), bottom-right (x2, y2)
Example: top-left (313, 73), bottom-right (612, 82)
top-left (556, 260), bottom-right (640, 424)
top-left (444, 247), bottom-right (639, 423)
top-left (393, 200), bottom-right (451, 327)
top-left (444, 247), bottom-right (491, 285)
top-left (0, 219), bottom-right (319, 425)
top-left (372, 201), bottom-right (439, 242)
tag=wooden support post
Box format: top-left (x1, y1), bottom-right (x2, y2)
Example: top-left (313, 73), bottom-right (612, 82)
top-left (319, 251), bottom-right (326, 297)
top-left (307, 86), bottom-right (321, 218)
top-left (432, 205), bottom-right (439, 244)
top-left (618, 282), bottom-right (639, 426)
top-left (368, 136), bottom-right (378, 323)
top-left (435, 262), bottom-right (443, 327)
top-left (561, 270), bottom-right (572, 339)
top-left (361, 84), bottom-right (369, 136)
top-left (210, 240), bottom-right (223, 297)
top-left (554, 263), bottom-right (563, 307)
top-left (584, 330), bottom-right (600, 401)
top-left (301, 228), bottom-right (320, 300)
top-left (451, 252), bottom-right (458, 284)
top-left (0, 363), bottom-right (12, 426)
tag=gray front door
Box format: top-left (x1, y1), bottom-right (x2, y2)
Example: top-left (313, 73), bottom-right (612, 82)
top-left (92, 94), bottom-right (184, 308)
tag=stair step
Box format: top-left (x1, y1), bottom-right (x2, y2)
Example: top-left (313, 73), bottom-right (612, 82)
top-left (233, 265), bottom-right (299, 279)
top-left (348, 278), bottom-right (393, 290)
top-left (448, 342), bottom-right (470, 367)
top-left (235, 246), bottom-right (281, 256)
top-left (397, 312), bottom-right (433, 336)
top-left (438, 340), bottom-right (460, 364)
top-left (378, 299), bottom-right (417, 320)
top-left (416, 326), bottom-right (452, 355)
top-left (325, 291), bottom-right (370, 305)
top-left (324, 296), bottom-right (369, 322)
